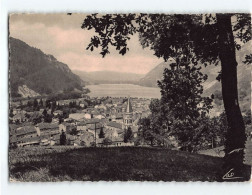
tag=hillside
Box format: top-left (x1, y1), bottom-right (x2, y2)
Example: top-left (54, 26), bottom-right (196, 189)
top-left (138, 61), bottom-right (172, 87)
top-left (9, 146), bottom-right (229, 181)
top-left (138, 44), bottom-right (250, 113)
top-left (73, 70), bottom-right (144, 85)
top-left (9, 37), bottom-right (84, 98)
top-left (203, 42), bottom-right (251, 113)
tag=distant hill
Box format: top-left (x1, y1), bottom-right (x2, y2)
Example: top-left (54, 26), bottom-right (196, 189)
top-left (73, 70), bottom-right (144, 85)
top-left (203, 42), bottom-right (251, 113)
top-left (9, 37), bottom-right (84, 98)
top-left (139, 43), bottom-right (250, 90)
top-left (138, 61), bottom-right (172, 87)
top-left (137, 43), bottom-right (250, 113)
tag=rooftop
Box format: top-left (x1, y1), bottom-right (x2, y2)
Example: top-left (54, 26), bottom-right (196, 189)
top-left (37, 123), bottom-right (58, 130)
top-left (107, 122), bottom-right (122, 129)
top-left (15, 126), bottom-right (37, 136)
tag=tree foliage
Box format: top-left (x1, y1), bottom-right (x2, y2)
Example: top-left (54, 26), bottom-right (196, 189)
top-left (138, 64), bottom-right (214, 151)
top-left (124, 127), bottom-right (133, 143)
top-left (138, 117), bottom-right (154, 145)
top-left (44, 113), bottom-right (53, 123)
top-left (160, 65), bottom-right (213, 151)
top-left (102, 137), bottom-right (112, 146)
top-left (69, 127), bottom-right (78, 135)
top-left (82, 14), bottom-right (250, 64)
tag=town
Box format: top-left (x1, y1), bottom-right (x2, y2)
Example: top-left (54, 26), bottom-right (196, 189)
top-left (9, 94), bottom-right (152, 148)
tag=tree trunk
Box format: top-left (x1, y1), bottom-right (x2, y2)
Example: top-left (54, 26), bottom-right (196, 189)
top-left (216, 14), bottom-right (248, 180)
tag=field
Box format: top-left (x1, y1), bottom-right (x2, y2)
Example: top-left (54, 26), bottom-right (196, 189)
top-left (9, 146), bottom-right (234, 182)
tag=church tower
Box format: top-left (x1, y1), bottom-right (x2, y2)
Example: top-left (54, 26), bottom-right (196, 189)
top-left (123, 96), bottom-right (133, 130)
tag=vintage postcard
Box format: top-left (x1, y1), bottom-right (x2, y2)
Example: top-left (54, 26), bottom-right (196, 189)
top-left (8, 13), bottom-right (251, 182)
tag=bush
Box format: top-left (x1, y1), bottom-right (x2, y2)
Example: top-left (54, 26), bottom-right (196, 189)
top-left (80, 141), bottom-right (86, 146)
top-left (124, 127), bottom-right (133, 143)
top-left (90, 142), bottom-right (96, 147)
top-left (102, 138), bottom-right (112, 146)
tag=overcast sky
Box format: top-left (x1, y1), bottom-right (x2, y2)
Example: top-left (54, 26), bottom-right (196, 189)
top-left (9, 14), bottom-right (163, 74)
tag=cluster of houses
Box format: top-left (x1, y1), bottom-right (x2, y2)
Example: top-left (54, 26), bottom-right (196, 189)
top-left (9, 97), bottom-right (150, 148)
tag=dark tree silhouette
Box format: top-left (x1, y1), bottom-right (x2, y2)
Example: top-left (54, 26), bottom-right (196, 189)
top-left (102, 138), bottom-right (112, 146)
top-left (42, 109), bottom-right (47, 117)
top-left (60, 131), bottom-right (66, 145)
top-left (39, 98), bottom-right (43, 107)
top-left (69, 127), bottom-right (78, 135)
top-left (44, 114), bottom-right (52, 123)
top-left (51, 101), bottom-right (57, 114)
top-left (33, 99), bottom-right (38, 109)
top-left (124, 127), bottom-right (133, 143)
top-left (59, 115), bottom-right (64, 124)
top-left (45, 100), bottom-right (51, 108)
top-left (138, 117), bottom-right (154, 146)
top-left (32, 116), bottom-right (42, 125)
top-left (99, 127), bottom-right (105, 138)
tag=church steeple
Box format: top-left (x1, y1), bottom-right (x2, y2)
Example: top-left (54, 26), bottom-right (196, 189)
top-left (123, 96), bottom-right (133, 130)
top-left (126, 96), bottom-right (133, 113)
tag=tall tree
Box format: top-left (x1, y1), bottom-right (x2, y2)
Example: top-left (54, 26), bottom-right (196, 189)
top-left (33, 98), bottom-right (38, 109)
top-left (215, 14), bottom-right (247, 178)
top-left (148, 99), bottom-right (168, 146)
top-left (39, 98), bottom-right (43, 107)
top-left (51, 101), bottom-right (57, 114)
top-left (81, 13), bottom-right (251, 180)
top-left (58, 115), bottom-right (64, 124)
top-left (60, 131), bottom-right (66, 145)
top-left (124, 127), bottom-right (133, 143)
top-left (138, 117), bottom-right (155, 146)
top-left (99, 127), bottom-right (105, 138)
top-left (45, 99), bottom-right (51, 109)
top-left (157, 64), bottom-right (213, 151)
top-left (44, 114), bottom-right (52, 123)
top-left (42, 109), bottom-right (47, 117)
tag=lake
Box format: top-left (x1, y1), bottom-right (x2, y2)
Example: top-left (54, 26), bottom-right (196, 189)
top-left (86, 84), bottom-right (161, 98)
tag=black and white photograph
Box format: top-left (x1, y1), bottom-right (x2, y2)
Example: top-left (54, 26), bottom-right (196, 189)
top-left (7, 12), bottom-right (251, 183)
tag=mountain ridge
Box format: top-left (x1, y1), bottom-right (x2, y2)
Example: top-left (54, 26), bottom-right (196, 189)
top-left (138, 61), bottom-right (172, 87)
top-left (138, 43), bottom-right (250, 88)
top-left (73, 70), bottom-right (144, 85)
top-left (9, 37), bottom-right (84, 98)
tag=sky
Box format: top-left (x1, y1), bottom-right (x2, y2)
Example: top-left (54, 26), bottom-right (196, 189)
top-left (9, 14), bottom-right (163, 74)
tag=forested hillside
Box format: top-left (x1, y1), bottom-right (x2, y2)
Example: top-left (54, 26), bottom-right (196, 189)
top-left (9, 37), bottom-right (84, 98)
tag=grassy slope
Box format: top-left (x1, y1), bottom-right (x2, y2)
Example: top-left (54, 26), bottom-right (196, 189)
top-left (9, 147), bottom-right (225, 182)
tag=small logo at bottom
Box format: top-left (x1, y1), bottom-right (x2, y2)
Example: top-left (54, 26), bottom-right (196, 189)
top-left (222, 168), bottom-right (243, 180)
